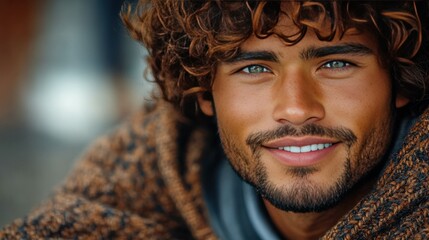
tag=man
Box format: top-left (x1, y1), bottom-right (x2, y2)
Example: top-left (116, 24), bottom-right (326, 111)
top-left (1, 1), bottom-right (428, 239)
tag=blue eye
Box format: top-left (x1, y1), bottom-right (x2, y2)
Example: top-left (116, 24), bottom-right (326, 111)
top-left (241, 65), bottom-right (271, 74)
top-left (322, 60), bottom-right (351, 69)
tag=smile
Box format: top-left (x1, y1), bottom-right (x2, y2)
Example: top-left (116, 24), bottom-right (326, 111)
top-left (278, 143), bottom-right (333, 153)
top-left (262, 137), bottom-right (340, 167)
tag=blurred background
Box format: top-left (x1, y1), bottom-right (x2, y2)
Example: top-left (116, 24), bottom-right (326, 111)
top-left (0, 0), bottom-right (153, 226)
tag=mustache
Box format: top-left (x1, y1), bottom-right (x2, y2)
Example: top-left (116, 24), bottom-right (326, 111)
top-left (246, 124), bottom-right (357, 152)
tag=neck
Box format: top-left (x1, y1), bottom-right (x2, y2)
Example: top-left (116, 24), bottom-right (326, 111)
top-left (263, 178), bottom-right (376, 240)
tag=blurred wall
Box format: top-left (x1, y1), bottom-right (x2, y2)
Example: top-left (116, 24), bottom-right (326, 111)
top-left (0, 0), bottom-right (40, 123)
top-left (0, 0), bottom-right (152, 227)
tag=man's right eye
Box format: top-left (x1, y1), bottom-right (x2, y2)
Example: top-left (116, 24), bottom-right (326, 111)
top-left (241, 65), bottom-right (271, 74)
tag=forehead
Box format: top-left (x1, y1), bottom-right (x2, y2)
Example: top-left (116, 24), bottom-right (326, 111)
top-left (240, 5), bottom-right (380, 57)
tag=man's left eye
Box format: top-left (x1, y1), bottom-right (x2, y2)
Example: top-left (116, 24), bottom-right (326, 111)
top-left (241, 65), bottom-right (271, 74)
top-left (321, 60), bottom-right (351, 69)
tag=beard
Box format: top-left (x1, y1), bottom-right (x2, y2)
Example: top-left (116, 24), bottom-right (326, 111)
top-left (218, 114), bottom-right (394, 213)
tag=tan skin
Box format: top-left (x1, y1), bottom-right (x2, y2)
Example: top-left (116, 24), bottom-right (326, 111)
top-left (198, 17), bottom-right (409, 240)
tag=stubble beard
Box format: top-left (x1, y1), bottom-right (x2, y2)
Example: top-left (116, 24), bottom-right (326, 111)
top-left (218, 115), bottom-right (393, 213)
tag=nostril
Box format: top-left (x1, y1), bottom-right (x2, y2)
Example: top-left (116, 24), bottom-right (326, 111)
top-left (273, 104), bottom-right (325, 126)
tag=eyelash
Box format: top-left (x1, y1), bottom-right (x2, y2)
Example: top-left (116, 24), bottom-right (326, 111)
top-left (239, 64), bottom-right (272, 74)
top-left (320, 60), bottom-right (354, 70)
top-left (236, 60), bottom-right (355, 75)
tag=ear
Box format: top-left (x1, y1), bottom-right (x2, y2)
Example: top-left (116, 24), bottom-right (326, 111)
top-left (197, 92), bottom-right (214, 116)
top-left (395, 94), bottom-right (410, 108)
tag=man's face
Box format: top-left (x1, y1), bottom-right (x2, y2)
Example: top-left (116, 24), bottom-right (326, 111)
top-left (198, 19), bottom-right (408, 212)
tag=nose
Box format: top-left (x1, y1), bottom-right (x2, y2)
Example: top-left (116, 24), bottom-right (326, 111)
top-left (272, 69), bottom-right (325, 125)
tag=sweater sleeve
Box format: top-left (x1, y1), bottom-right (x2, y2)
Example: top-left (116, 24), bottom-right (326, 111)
top-left (0, 104), bottom-right (193, 239)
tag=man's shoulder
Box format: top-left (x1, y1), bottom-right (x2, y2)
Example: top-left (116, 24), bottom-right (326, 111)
top-left (0, 100), bottom-right (206, 239)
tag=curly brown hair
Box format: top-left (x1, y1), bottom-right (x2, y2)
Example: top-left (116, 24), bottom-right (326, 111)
top-left (121, 0), bottom-right (429, 119)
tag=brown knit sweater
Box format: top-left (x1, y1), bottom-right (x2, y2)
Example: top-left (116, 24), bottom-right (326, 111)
top-left (1, 101), bottom-right (428, 239)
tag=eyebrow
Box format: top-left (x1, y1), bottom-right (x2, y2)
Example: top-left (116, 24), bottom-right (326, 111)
top-left (225, 50), bottom-right (279, 63)
top-left (225, 43), bottom-right (373, 64)
top-left (300, 43), bottom-right (374, 60)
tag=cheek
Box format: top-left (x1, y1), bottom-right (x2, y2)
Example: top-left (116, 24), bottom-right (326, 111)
top-left (325, 73), bottom-right (392, 135)
top-left (328, 74), bottom-right (394, 173)
top-left (212, 87), bottom-right (265, 178)
top-left (212, 84), bottom-right (271, 137)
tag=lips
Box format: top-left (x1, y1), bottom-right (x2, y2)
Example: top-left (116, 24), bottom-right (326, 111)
top-left (262, 137), bottom-right (340, 167)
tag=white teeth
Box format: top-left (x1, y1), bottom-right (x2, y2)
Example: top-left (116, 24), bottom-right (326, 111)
top-left (311, 144), bottom-right (318, 151)
top-left (300, 145), bottom-right (311, 153)
top-left (290, 146), bottom-right (300, 153)
top-left (278, 143), bottom-right (333, 153)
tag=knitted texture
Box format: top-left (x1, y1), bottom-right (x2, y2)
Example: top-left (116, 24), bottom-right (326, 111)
top-left (0, 101), bottom-right (428, 239)
top-left (323, 107), bottom-right (429, 239)
top-left (0, 102), bottom-right (217, 239)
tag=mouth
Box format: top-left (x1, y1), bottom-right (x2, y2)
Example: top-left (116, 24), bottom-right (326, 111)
top-left (261, 137), bottom-right (340, 167)
top-left (263, 136), bottom-right (339, 150)
top-left (277, 143), bottom-right (334, 153)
